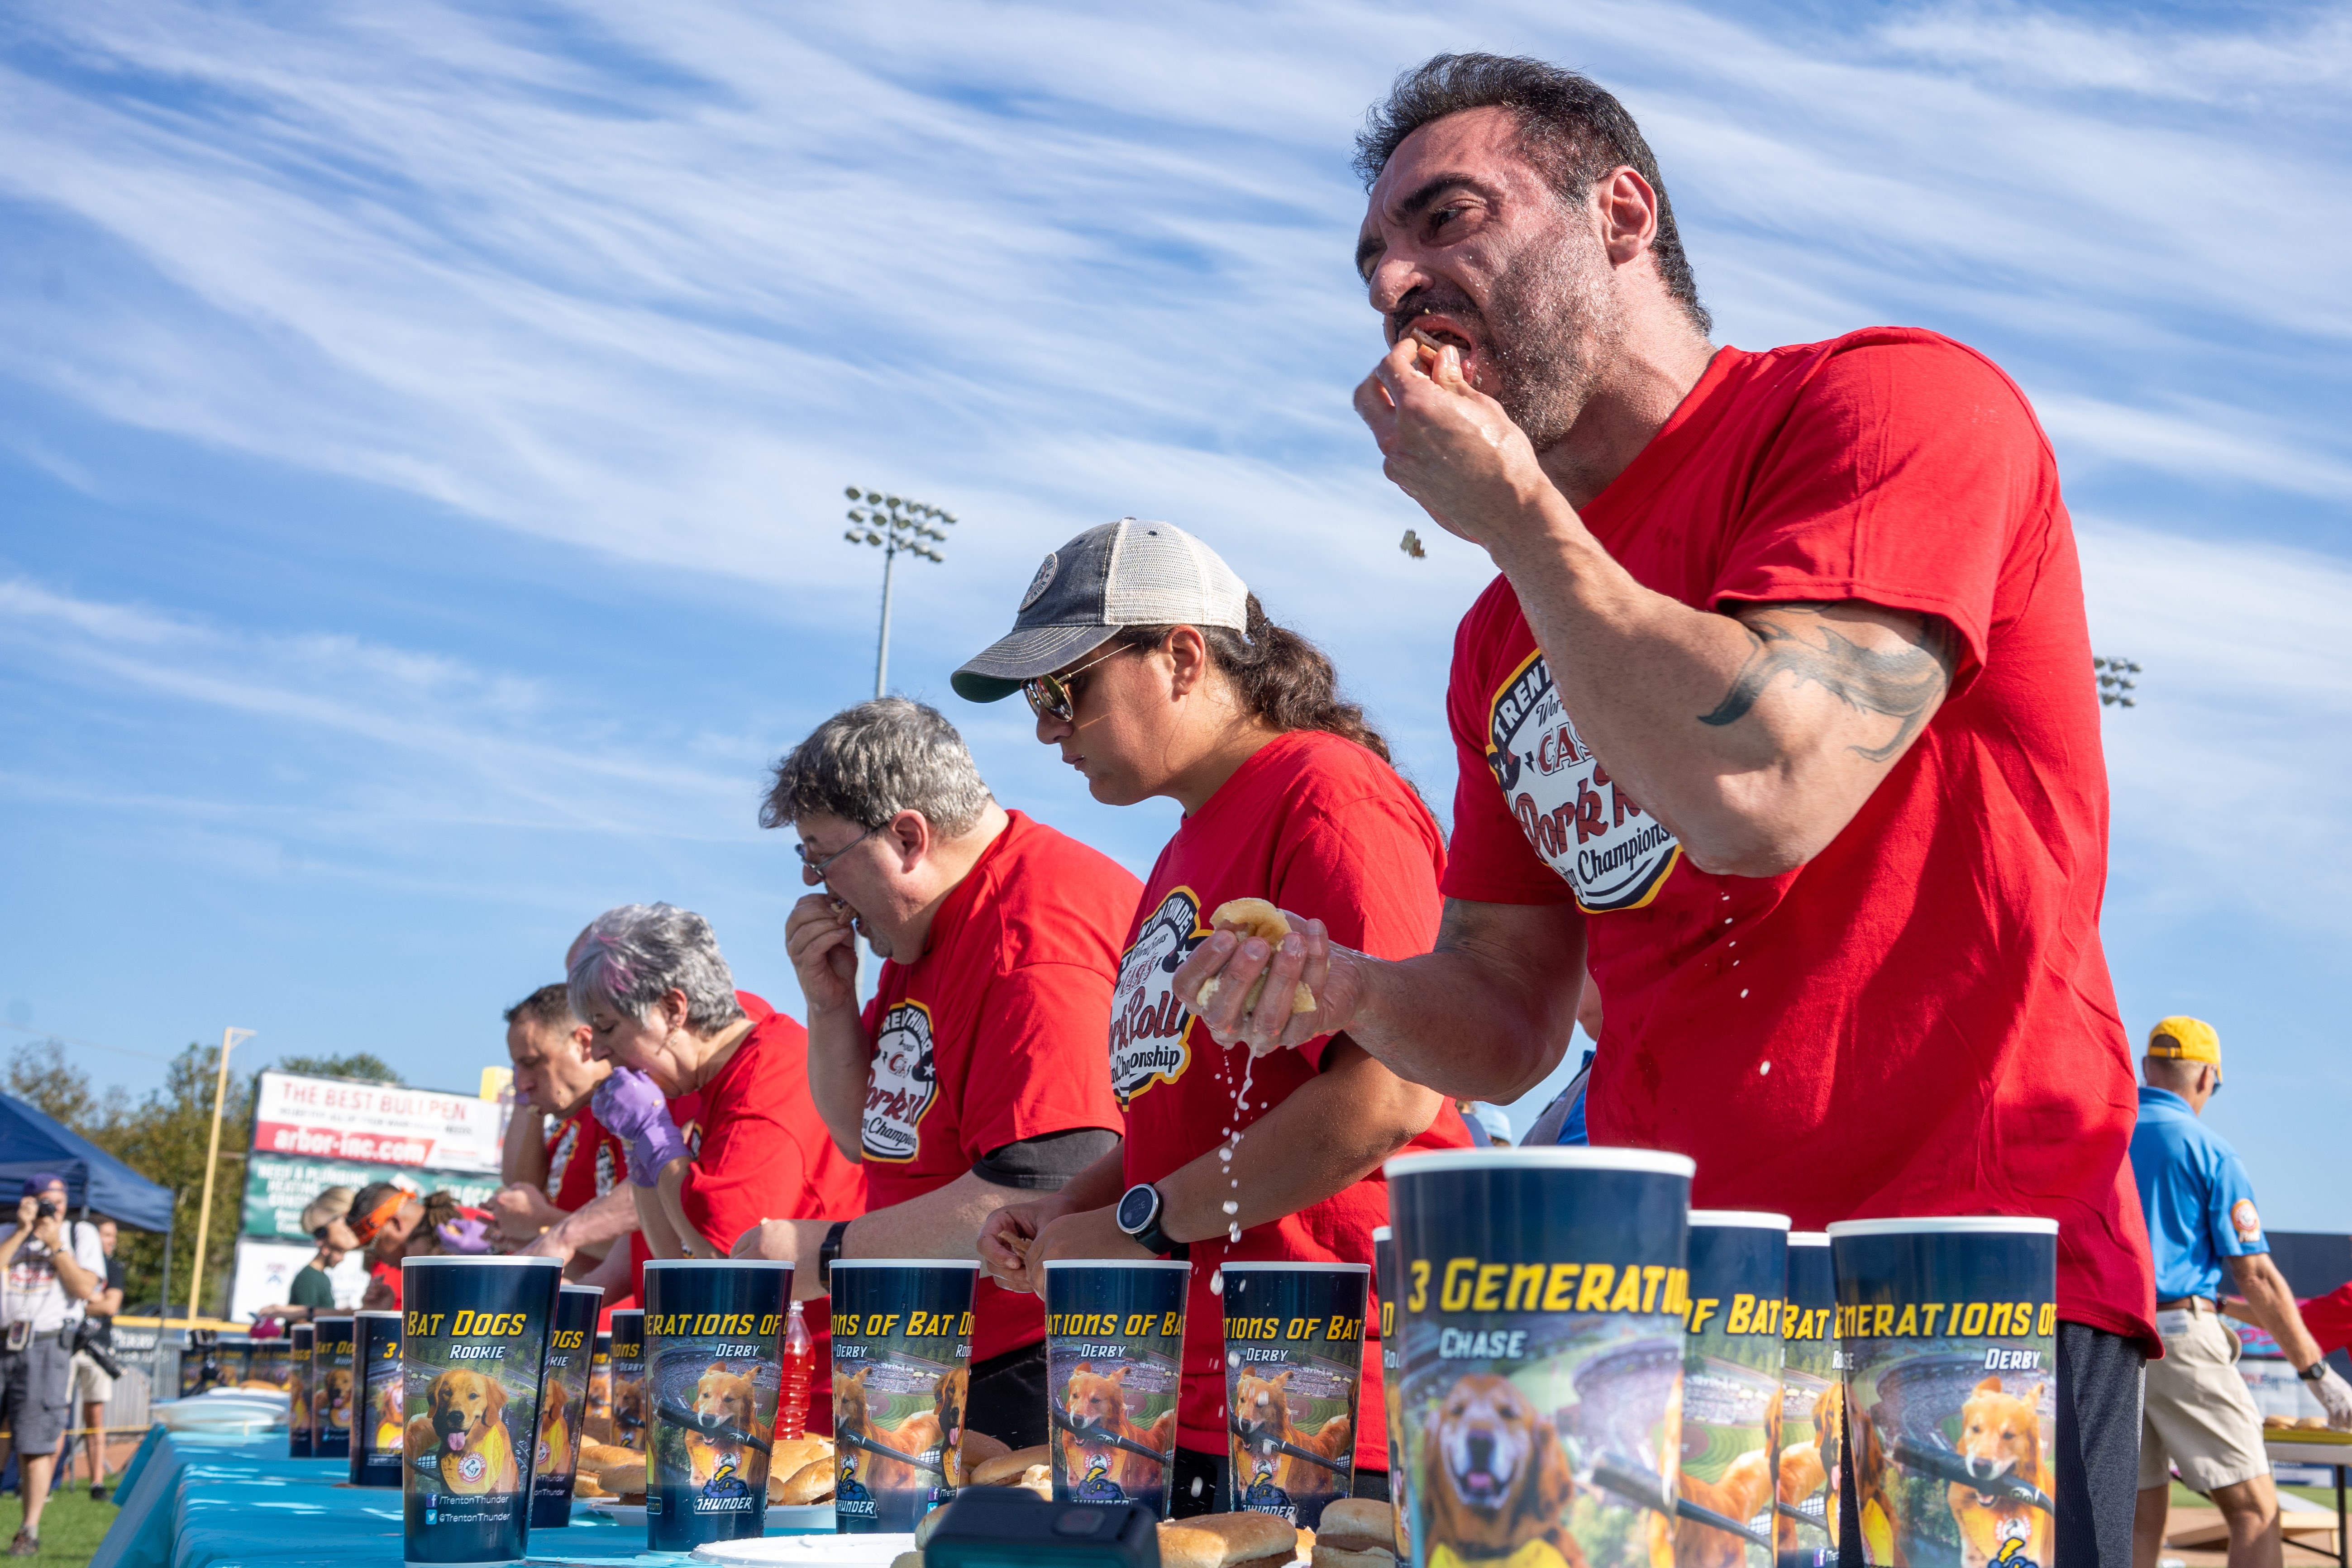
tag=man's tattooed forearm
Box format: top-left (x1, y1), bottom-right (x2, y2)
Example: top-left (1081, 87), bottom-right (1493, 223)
top-left (1696, 604), bottom-right (1954, 763)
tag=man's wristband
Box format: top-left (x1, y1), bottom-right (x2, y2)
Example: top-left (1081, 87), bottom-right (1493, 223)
top-left (817, 1221), bottom-right (851, 1292)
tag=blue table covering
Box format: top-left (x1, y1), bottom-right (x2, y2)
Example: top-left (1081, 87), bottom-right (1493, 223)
top-left (91, 1430), bottom-right (817, 1568)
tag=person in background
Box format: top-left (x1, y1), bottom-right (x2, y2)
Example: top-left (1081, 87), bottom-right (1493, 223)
top-left (348, 1182), bottom-right (424, 1311)
top-left (420, 1191), bottom-right (495, 1255)
top-left (495, 984), bottom-right (637, 1313)
top-left (2129, 1016), bottom-right (2352, 1568)
top-left (569, 902), bottom-right (866, 1433)
top-left (264, 1188), bottom-right (358, 1322)
top-left (963, 519), bottom-right (1471, 1511)
top-left (0, 1175), bottom-right (103, 1555)
top-left (738, 697), bottom-right (1135, 1449)
top-left (70, 1217), bottom-right (125, 1500)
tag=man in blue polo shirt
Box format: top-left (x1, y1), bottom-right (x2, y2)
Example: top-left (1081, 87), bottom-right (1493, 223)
top-left (2130, 1016), bottom-right (2352, 1568)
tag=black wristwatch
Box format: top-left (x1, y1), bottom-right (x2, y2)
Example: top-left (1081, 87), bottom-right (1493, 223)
top-left (1116, 1183), bottom-right (1187, 1260)
top-left (2301, 1360), bottom-right (2329, 1383)
top-left (817, 1220), bottom-right (851, 1291)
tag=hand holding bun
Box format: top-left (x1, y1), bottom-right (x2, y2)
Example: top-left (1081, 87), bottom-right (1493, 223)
top-left (1195, 899), bottom-right (1315, 1017)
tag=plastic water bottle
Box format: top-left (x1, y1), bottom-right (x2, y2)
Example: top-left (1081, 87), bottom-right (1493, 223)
top-left (778, 1300), bottom-right (813, 1440)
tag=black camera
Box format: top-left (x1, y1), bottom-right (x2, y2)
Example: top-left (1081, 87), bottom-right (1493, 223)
top-left (33, 1200), bottom-right (57, 1222)
top-left (923, 1486), bottom-right (1160, 1568)
top-left (69, 1318), bottom-right (124, 1382)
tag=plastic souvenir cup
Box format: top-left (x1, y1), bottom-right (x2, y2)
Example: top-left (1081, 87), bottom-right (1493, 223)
top-left (1678, 1214), bottom-right (1789, 1568)
top-left (1387, 1147), bottom-right (1695, 1568)
top-left (351, 1311), bottom-right (405, 1487)
top-left (643, 1260), bottom-right (792, 1553)
top-left (528, 1285), bottom-right (603, 1527)
top-left (400, 1254), bottom-right (563, 1563)
top-left (1827, 1218), bottom-right (2059, 1568)
top-left (1777, 1234), bottom-right (1838, 1566)
top-left (289, 1324), bottom-right (315, 1459)
top-left (586, 1332), bottom-right (613, 1446)
top-left (1042, 1259), bottom-right (1189, 1516)
top-left (314, 1316), bottom-right (358, 1460)
top-left (607, 1311), bottom-right (646, 1453)
top-left (1221, 1261), bottom-right (1369, 1528)
top-left (1374, 1227), bottom-right (1412, 1564)
top-left (830, 1260), bottom-right (979, 1533)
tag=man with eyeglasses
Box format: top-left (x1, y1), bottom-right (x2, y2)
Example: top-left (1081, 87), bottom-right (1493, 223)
top-left (2128, 1017), bottom-right (2351, 1568)
top-left (734, 697), bottom-right (1137, 1449)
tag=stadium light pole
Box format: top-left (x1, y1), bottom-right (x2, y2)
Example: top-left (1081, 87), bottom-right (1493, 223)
top-left (844, 486), bottom-right (957, 698)
top-left (186, 1025), bottom-right (254, 1324)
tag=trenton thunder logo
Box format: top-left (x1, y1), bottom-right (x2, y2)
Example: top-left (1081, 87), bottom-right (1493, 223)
top-left (863, 1001), bottom-right (939, 1162)
top-left (1487, 651), bottom-right (1680, 911)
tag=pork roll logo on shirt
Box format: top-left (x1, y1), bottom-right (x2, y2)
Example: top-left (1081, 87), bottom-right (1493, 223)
top-left (863, 1003), bottom-right (940, 1161)
top-left (1485, 650), bottom-right (1681, 911)
top-left (1109, 889), bottom-right (1210, 1107)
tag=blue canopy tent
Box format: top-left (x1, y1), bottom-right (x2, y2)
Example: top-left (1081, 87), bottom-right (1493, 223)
top-left (0, 1093), bottom-right (175, 1232)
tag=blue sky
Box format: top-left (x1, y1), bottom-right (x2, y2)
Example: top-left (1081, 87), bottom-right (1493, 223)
top-left (2, 3), bottom-right (2348, 1212)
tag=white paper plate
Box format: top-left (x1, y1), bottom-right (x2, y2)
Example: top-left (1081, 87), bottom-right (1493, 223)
top-left (692, 1533), bottom-right (916, 1565)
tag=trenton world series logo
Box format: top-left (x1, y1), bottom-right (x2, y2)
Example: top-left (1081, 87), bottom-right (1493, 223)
top-left (1110, 888), bottom-right (1209, 1106)
top-left (1487, 650), bottom-right (1680, 912)
top-left (862, 1001), bottom-right (938, 1162)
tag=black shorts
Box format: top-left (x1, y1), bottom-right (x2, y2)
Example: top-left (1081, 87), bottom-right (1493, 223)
top-left (0, 1336), bottom-right (73, 1456)
top-left (1839, 1319), bottom-right (2145, 1568)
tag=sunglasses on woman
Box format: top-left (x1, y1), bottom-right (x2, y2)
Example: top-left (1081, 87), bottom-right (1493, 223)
top-left (1022, 642), bottom-right (1138, 723)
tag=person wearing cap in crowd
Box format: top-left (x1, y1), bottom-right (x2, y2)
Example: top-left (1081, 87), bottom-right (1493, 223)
top-left (1171, 54), bottom-right (2160, 1561)
top-left (262, 1187), bottom-right (359, 1321)
top-left (494, 984), bottom-right (637, 1312)
top-left (2128, 1017), bottom-right (2351, 1568)
top-left (348, 1182), bottom-right (425, 1311)
top-left (569, 902), bottom-right (867, 1433)
top-left (731, 697), bottom-right (1136, 1450)
top-left (0, 1174), bottom-right (104, 1555)
top-left (963, 519), bottom-right (1471, 1512)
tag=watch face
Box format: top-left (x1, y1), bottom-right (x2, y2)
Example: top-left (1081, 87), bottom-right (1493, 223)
top-left (1116, 1185), bottom-right (1157, 1234)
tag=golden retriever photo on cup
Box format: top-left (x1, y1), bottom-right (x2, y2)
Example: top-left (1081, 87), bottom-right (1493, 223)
top-left (406, 1368), bottom-right (521, 1494)
top-left (1419, 1373), bottom-right (1585, 1568)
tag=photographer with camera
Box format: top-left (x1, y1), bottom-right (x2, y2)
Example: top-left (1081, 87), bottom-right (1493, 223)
top-left (69, 1217), bottom-right (126, 1501)
top-left (0, 1175), bottom-right (103, 1556)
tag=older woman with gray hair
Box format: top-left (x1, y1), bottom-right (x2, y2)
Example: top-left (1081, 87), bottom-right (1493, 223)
top-left (567, 903), bottom-right (866, 1430)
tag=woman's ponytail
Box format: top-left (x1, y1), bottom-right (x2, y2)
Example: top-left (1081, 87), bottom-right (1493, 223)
top-left (1122, 594), bottom-right (1393, 762)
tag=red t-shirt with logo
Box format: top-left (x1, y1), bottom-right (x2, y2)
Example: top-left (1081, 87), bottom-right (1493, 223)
top-left (1113, 728), bottom-right (1473, 1465)
top-left (860, 810), bottom-right (1138, 1366)
top-left (655, 992), bottom-right (867, 1434)
top-left (546, 1100), bottom-right (630, 1216)
top-left (1441, 329), bottom-right (2156, 1350)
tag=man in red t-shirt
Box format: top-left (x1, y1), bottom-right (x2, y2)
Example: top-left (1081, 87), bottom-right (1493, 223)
top-left (492, 983), bottom-right (636, 1320)
top-left (1175, 56), bottom-right (2156, 1566)
top-left (737, 698), bottom-right (1135, 1449)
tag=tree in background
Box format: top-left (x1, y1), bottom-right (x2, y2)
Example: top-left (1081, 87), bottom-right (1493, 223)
top-left (271, 1053), bottom-right (401, 1085)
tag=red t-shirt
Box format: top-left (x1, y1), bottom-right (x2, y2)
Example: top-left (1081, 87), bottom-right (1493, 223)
top-left (546, 1100), bottom-right (629, 1215)
top-left (1440, 329), bottom-right (2156, 1350)
top-left (860, 811), bottom-right (1137, 1366)
top-left (1112, 729), bottom-right (1473, 1465)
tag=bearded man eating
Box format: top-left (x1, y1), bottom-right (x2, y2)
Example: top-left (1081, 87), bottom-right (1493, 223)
top-left (1171, 53), bottom-right (2156, 1568)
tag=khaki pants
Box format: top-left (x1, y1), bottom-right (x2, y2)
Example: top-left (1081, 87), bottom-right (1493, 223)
top-left (2140, 1304), bottom-right (2270, 1492)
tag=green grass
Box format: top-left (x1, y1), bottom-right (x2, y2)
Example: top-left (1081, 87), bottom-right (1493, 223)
top-left (0, 1474), bottom-right (122, 1565)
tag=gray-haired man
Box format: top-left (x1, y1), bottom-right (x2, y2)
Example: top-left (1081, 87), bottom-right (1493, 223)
top-left (730, 697), bottom-right (1138, 1448)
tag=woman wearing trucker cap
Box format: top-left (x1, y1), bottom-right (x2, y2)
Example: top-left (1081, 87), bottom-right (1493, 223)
top-left (964, 518), bottom-right (1470, 1513)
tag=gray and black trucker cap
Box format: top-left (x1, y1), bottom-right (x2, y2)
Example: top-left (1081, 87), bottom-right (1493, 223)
top-left (951, 519), bottom-right (1249, 702)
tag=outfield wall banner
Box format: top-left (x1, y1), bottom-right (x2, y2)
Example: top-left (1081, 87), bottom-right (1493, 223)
top-left (250, 1071), bottom-right (506, 1173)
top-left (243, 1153), bottom-right (501, 1241)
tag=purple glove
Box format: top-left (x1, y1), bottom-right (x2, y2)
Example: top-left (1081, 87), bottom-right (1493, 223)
top-left (436, 1215), bottom-right (492, 1255)
top-left (595, 1067), bottom-right (691, 1187)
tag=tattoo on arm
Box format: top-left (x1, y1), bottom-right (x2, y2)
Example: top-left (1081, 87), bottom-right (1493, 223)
top-left (1697, 604), bottom-right (1955, 763)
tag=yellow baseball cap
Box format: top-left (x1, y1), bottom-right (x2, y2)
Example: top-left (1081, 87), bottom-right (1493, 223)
top-left (2148, 1016), bottom-right (2221, 1081)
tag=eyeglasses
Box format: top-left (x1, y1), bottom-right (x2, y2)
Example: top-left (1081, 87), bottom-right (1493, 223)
top-left (797, 826), bottom-right (879, 884)
top-left (1022, 642), bottom-right (1138, 723)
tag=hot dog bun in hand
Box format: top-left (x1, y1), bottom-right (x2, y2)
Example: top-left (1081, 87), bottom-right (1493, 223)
top-left (1194, 899), bottom-right (1315, 1017)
